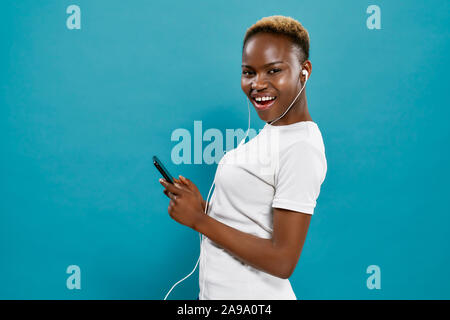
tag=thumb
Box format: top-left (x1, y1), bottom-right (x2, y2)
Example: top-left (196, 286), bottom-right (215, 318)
top-left (179, 175), bottom-right (190, 185)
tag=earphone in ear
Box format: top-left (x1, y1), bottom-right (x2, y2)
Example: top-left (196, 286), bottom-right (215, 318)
top-left (267, 68), bottom-right (309, 125)
top-left (302, 69), bottom-right (309, 81)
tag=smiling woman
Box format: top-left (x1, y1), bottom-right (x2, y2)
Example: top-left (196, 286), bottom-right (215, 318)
top-left (241, 16), bottom-right (312, 125)
top-left (160, 15), bottom-right (327, 300)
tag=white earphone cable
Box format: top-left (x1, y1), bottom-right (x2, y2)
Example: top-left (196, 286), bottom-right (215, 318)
top-left (268, 70), bottom-right (308, 125)
top-left (163, 68), bottom-right (307, 300)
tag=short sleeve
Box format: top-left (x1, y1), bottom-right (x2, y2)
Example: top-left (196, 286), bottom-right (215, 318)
top-left (272, 141), bottom-right (326, 215)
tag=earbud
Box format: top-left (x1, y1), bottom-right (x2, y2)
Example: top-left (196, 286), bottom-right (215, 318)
top-left (302, 69), bottom-right (309, 81)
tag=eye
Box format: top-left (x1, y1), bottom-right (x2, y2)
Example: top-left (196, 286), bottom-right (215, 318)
top-left (242, 70), bottom-right (254, 76)
top-left (269, 68), bottom-right (281, 74)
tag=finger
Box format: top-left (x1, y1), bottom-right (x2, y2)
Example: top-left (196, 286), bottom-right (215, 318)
top-left (179, 176), bottom-right (196, 193)
top-left (177, 176), bottom-right (191, 188)
top-left (169, 191), bottom-right (179, 202)
top-left (167, 178), bottom-right (187, 190)
top-left (178, 175), bottom-right (187, 184)
top-left (179, 175), bottom-right (191, 186)
top-left (159, 179), bottom-right (183, 194)
top-left (163, 189), bottom-right (175, 200)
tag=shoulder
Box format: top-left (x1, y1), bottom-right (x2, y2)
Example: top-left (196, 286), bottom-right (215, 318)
top-left (275, 139), bottom-right (327, 184)
top-left (279, 139), bottom-right (325, 164)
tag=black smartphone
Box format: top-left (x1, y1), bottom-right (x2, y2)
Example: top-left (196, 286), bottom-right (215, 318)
top-left (153, 155), bottom-right (174, 184)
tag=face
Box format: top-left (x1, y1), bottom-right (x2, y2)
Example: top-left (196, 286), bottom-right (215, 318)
top-left (241, 33), bottom-right (307, 123)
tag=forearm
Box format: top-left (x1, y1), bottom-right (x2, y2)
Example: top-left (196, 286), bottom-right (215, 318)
top-left (201, 200), bottom-right (209, 212)
top-left (194, 214), bottom-right (291, 279)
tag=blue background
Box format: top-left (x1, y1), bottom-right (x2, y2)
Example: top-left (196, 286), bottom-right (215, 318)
top-left (1, 0), bottom-right (449, 299)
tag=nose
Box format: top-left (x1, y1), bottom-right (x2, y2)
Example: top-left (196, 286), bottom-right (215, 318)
top-left (251, 76), bottom-right (268, 90)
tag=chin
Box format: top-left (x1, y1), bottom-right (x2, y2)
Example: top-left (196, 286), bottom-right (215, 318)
top-left (255, 110), bottom-right (274, 123)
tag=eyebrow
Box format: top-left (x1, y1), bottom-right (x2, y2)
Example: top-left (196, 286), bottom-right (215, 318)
top-left (241, 60), bottom-right (284, 68)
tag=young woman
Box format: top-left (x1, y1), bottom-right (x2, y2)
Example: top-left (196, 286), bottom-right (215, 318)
top-left (160, 15), bottom-right (327, 300)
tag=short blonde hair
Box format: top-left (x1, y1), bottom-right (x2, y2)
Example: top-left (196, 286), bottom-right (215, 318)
top-left (243, 15), bottom-right (310, 63)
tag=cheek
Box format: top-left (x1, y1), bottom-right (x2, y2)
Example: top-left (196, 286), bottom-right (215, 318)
top-left (241, 77), bottom-right (250, 92)
top-left (275, 74), bottom-right (298, 95)
top-left (276, 74), bottom-right (295, 88)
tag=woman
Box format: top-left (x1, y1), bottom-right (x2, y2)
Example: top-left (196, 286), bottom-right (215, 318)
top-left (160, 15), bottom-right (327, 300)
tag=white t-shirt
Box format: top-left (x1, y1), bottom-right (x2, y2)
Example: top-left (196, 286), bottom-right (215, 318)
top-left (199, 121), bottom-right (327, 300)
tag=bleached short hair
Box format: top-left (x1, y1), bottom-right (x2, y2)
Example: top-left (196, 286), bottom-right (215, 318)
top-left (243, 15), bottom-right (310, 63)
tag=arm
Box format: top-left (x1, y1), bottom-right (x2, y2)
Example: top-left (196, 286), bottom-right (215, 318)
top-left (194, 207), bottom-right (311, 279)
top-left (160, 176), bottom-right (312, 279)
top-left (201, 199), bottom-right (210, 213)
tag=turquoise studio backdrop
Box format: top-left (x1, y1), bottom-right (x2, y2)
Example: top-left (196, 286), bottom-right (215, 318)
top-left (1, 0), bottom-right (449, 299)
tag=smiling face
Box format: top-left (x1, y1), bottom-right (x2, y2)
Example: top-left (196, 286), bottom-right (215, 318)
top-left (241, 32), bottom-right (310, 124)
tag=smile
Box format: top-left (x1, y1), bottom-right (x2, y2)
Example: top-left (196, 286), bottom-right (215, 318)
top-left (252, 96), bottom-right (277, 111)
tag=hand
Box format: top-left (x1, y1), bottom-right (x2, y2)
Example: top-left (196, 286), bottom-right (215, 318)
top-left (164, 176), bottom-right (207, 212)
top-left (159, 176), bottom-right (205, 230)
top-left (175, 175), bottom-right (207, 212)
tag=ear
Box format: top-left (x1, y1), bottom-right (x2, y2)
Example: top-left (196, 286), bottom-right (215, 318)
top-left (301, 61), bottom-right (312, 82)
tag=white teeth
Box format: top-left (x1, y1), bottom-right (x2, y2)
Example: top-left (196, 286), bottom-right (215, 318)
top-left (255, 96), bottom-right (275, 102)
